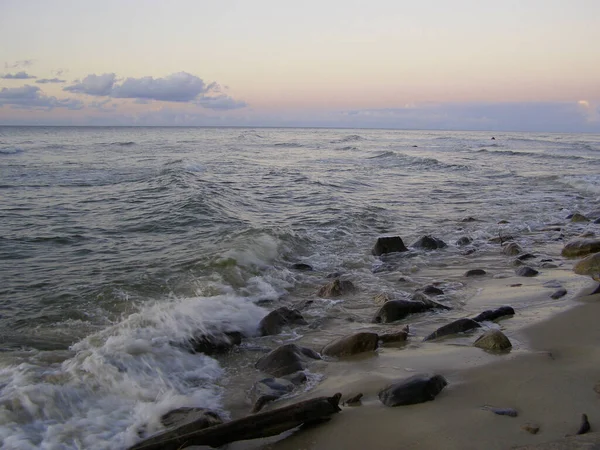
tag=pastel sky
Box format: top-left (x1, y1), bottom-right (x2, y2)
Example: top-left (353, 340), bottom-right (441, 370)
top-left (1, 0), bottom-right (599, 131)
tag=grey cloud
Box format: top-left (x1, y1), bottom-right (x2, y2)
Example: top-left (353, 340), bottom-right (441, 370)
top-left (36, 78), bottom-right (66, 84)
top-left (64, 73), bottom-right (116, 96)
top-left (111, 72), bottom-right (207, 102)
top-left (4, 60), bottom-right (34, 69)
top-left (1, 71), bottom-right (37, 79)
top-left (0, 85), bottom-right (83, 110)
top-left (197, 94), bottom-right (247, 110)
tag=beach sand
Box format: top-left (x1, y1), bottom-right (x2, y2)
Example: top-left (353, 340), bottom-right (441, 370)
top-left (224, 277), bottom-right (600, 450)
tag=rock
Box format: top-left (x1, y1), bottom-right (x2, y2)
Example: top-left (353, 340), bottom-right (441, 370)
top-left (456, 236), bottom-right (472, 246)
top-left (541, 262), bottom-right (559, 269)
top-left (317, 278), bottom-right (357, 298)
top-left (378, 374), bottom-right (448, 407)
top-left (516, 266), bottom-right (539, 277)
top-left (321, 332), bottom-right (379, 357)
top-left (551, 288), bottom-right (568, 299)
top-left (160, 407), bottom-right (223, 430)
top-left (573, 253), bottom-right (600, 281)
top-left (595, 218), bottom-right (600, 224)
top-left (473, 330), bottom-right (512, 351)
top-left (250, 377), bottom-right (296, 413)
top-left (188, 331), bottom-right (243, 355)
top-left (373, 300), bottom-right (433, 323)
top-left (521, 423), bottom-right (540, 434)
top-left (517, 253), bottom-right (536, 261)
top-left (571, 213), bottom-right (590, 223)
top-left (482, 405), bottom-right (518, 417)
top-left (423, 318), bottom-right (481, 341)
top-left (378, 325), bottom-right (409, 344)
top-left (498, 220), bottom-right (509, 224)
top-left (562, 239), bottom-right (600, 258)
top-left (411, 235), bottom-right (447, 250)
top-left (291, 263), bottom-right (313, 271)
top-left (343, 393), bottom-right (363, 406)
top-left (461, 217), bottom-right (477, 222)
top-left (472, 306), bottom-right (515, 323)
top-left (577, 413), bottom-right (591, 435)
top-left (418, 285), bottom-right (444, 296)
top-left (259, 307), bottom-right (307, 336)
top-left (373, 292), bottom-right (395, 305)
top-left (465, 269), bottom-right (487, 277)
top-left (503, 242), bottom-right (523, 256)
top-left (255, 344), bottom-right (320, 377)
top-left (372, 236), bottom-right (408, 256)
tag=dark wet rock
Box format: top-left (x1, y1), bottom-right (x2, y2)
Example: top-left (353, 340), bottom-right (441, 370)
top-left (482, 405), bottom-right (518, 417)
top-left (472, 306), bottom-right (515, 323)
top-left (411, 292), bottom-right (451, 310)
top-left (291, 263), bottom-right (313, 271)
top-left (160, 407), bottom-right (223, 430)
top-left (461, 217), bottom-right (477, 222)
top-left (465, 269), bottom-right (487, 277)
top-left (462, 248), bottom-right (477, 255)
top-left (259, 307), bottom-right (307, 336)
top-left (423, 318), bottom-right (481, 341)
top-left (517, 253), bottom-right (536, 261)
top-left (378, 374), bottom-right (448, 407)
top-left (373, 300), bottom-right (433, 323)
top-left (372, 236), bottom-right (408, 256)
top-left (317, 278), bottom-right (356, 298)
top-left (577, 413), bottom-right (591, 435)
top-left (188, 331), bottom-right (243, 355)
top-left (255, 344), bottom-right (321, 377)
top-left (498, 220), bottom-right (509, 224)
top-left (595, 218), bottom-right (600, 224)
top-left (521, 423), bottom-right (540, 434)
top-left (571, 213), bottom-right (590, 223)
top-left (418, 285), bottom-right (444, 296)
top-left (562, 238), bottom-right (600, 258)
top-left (503, 242), bottom-right (523, 256)
top-left (343, 393), bottom-right (363, 406)
top-left (573, 253), bottom-right (600, 281)
top-left (373, 292), bottom-right (395, 305)
top-left (411, 235), bottom-right (447, 250)
top-left (378, 325), bottom-right (409, 344)
top-left (474, 330), bottom-right (512, 351)
top-left (250, 377), bottom-right (296, 412)
top-left (551, 288), bottom-right (568, 299)
top-left (516, 266), bottom-right (539, 277)
top-left (456, 236), bottom-right (473, 246)
top-left (321, 332), bottom-right (379, 357)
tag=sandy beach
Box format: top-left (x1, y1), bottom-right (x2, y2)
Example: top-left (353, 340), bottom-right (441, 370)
top-left (228, 273), bottom-right (600, 450)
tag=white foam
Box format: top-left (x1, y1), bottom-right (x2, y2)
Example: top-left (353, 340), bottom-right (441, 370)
top-left (560, 174), bottom-right (600, 196)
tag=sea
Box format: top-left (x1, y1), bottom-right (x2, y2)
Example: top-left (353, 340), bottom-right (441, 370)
top-left (0, 126), bottom-right (599, 449)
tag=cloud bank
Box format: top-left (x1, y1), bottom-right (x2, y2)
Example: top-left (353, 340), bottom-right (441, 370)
top-left (63, 72), bottom-right (246, 110)
top-left (0, 85), bottom-right (83, 110)
top-left (36, 78), bottom-right (67, 84)
top-left (1, 71), bottom-right (37, 79)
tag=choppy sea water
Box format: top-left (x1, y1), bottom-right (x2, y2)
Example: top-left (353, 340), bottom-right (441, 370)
top-left (0, 127), bottom-right (599, 449)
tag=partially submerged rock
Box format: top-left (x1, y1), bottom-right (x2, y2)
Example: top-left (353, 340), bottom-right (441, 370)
top-left (373, 300), bottom-right (434, 323)
top-left (418, 285), bottom-right (444, 296)
top-left (473, 330), bottom-right (512, 351)
top-left (188, 331), bottom-right (242, 355)
top-left (378, 374), bottom-right (448, 407)
top-left (550, 287), bottom-right (568, 299)
top-left (562, 238), bottom-right (600, 258)
top-left (465, 269), bottom-right (487, 277)
top-left (321, 332), bottom-right (379, 357)
top-left (378, 325), bottom-right (410, 344)
top-left (423, 318), bottom-right (481, 341)
top-left (250, 377), bottom-right (297, 413)
top-left (317, 278), bottom-right (357, 298)
top-left (255, 344), bottom-right (320, 377)
top-left (516, 266), bottom-right (539, 277)
top-left (573, 253), bottom-right (600, 281)
top-left (472, 306), bottom-right (515, 323)
top-left (503, 242), bottom-right (523, 256)
top-left (571, 213), bottom-right (590, 223)
top-left (372, 236), bottom-right (408, 256)
top-left (291, 263), bottom-right (313, 271)
top-left (411, 235), bottom-right (447, 250)
top-left (456, 236), bottom-right (472, 246)
top-left (258, 307), bottom-right (307, 336)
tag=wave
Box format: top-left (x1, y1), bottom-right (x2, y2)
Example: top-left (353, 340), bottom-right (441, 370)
top-left (559, 174), bottom-right (600, 195)
top-left (475, 148), bottom-right (589, 161)
top-left (367, 150), bottom-right (469, 170)
top-left (0, 147), bottom-right (23, 155)
top-left (330, 134), bottom-right (364, 144)
top-left (337, 146), bottom-right (358, 151)
top-left (274, 142), bottom-right (304, 148)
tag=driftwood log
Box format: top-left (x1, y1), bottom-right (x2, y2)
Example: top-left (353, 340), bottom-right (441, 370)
top-left (128, 393), bottom-right (342, 450)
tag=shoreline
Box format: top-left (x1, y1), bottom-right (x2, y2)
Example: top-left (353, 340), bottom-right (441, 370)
top-left (227, 277), bottom-right (600, 450)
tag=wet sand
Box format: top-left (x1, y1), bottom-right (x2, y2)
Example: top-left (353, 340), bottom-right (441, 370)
top-left (227, 277), bottom-right (600, 450)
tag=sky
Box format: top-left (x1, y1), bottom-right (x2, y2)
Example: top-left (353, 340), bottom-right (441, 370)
top-left (0, 0), bottom-right (599, 131)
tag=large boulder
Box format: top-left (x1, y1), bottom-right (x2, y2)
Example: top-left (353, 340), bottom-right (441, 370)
top-left (255, 344), bottom-right (321, 377)
top-left (561, 239), bottom-right (600, 258)
top-left (473, 330), bottom-right (512, 351)
top-left (321, 332), bottom-right (379, 357)
top-left (573, 253), bottom-right (600, 281)
top-left (423, 318), bottom-right (481, 341)
top-left (472, 306), bottom-right (515, 323)
top-left (372, 236), bottom-right (408, 256)
top-left (259, 307), bottom-right (307, 336)
top-left (378, 374), bottom-right (448, 407)
top-left (411, 235), bottom-right (447, 250)
top-left (373, 300), bottom-right (432, 323)
top-left (378, 325), bottom-right (409, 344)
top-left (317, 278), bottom-right (356, 298)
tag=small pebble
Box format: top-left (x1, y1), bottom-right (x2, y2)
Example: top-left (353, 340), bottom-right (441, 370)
top-left (482, 406), bottom-right (518, 417)
top-left (521, 423), bottom-right (540, 434)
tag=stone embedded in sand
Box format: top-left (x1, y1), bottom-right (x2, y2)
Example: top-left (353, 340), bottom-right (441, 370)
top-left (372, 236), bottom-right (408, 256)
top-left (250, 377), bottom-right (297, 412)
top-left (503, 242), bottom-right (523, 256)
top-left (321, 332), bottom-right (379, 357)
top-left (411, 235), bottom-right (447, 250)
top-left (255, 343), bottom-right (320, 377)
top-left (473, 330), bottom-right (512, 351)
top-left (571, 213), bottom-right (590, 223)
top-left (317, 278), bottom-right (357, 298)
top-left (516, 266), bottom-right (539, 277)
top-left (482, 406), bottom-right (518, 417)
top-left (423, 318), bottom-right (481, 341)
top-left (550, 288), bottom-right (568, 299)
top-left (573, 253), bottom-right (600, 281)
top-left (378, 374), bottom-right (448, 407)
top-left (259, 307), bottom-right (307, 336)
top-left (561, 238), bottom-right (600, 258)
top-left (465, 269), bottom-right (487, 277)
